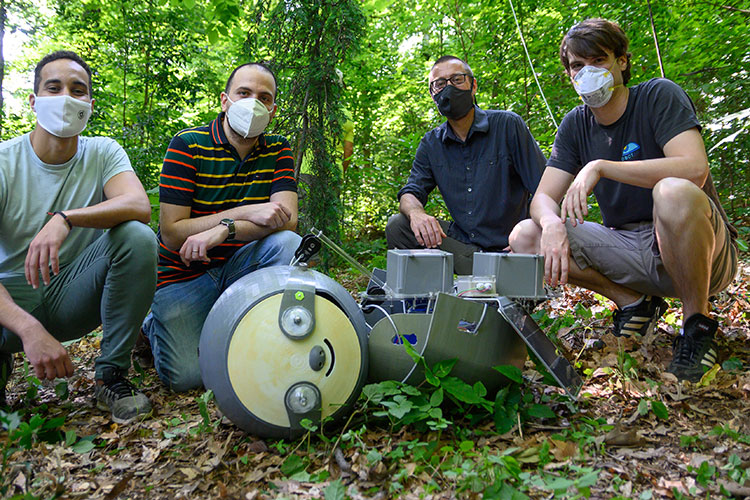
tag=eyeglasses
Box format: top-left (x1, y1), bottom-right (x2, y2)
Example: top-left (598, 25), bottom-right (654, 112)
top-left (429, 73), bottom-right (473, 94)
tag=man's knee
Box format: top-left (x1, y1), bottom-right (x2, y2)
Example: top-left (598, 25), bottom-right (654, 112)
top-left (385, 213), bottom-right (413, 248)
top-left (108, 221), bottom-right (158, 259)
top-left (266, 229), bottom-right (301, 247)
top-left (245, 230), bottom-right (301, 269)
top-left (653, 177), bottom-right (707, 222)
top-left (509, 219), bottom-right (540, 254)
top-left (266, 229), bottom-right (301, 257)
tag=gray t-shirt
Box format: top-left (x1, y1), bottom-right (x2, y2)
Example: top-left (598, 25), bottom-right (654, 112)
top-left (0, 133), bottom-right (132, 278)
top-left (548, 78), bottom-right (700, 228)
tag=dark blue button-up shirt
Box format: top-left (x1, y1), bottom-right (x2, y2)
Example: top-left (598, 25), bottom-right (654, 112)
top-left (398, 106), bottom-right (546, 250)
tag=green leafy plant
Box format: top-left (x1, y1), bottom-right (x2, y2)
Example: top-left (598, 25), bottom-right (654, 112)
top-left (552, 416), bottom-right (614, 457)
top-left (722, 454), bottom-right (748, 485)
top-left (637, 398), bottom-right (669, 420)
top-left (364, 333), bottom-right (560, 438)
top-left (710, 424), bottom-right (750, 445)
top-left (280, 453), bottom-right (329, 483)
top-left (0, 407), bottom-right (70, 497)
top-left (324, 479), bottom-right (347, 500)
top-left (721, 357), bottom-right (744, 372)
top-left (19, 361), bottom-right (43, 405)
top-left (679, 434), bottom-right (703, 449)
top-left (687, 460), bottom-right (716, 488)
top-left (195, 390), bottom-right (218, 433)
top-left (616, 349), bottom-right (640, 381)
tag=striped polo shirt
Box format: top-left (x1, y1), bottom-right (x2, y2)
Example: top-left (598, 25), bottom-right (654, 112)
top-left (157, 112), bottom-right (296, 287)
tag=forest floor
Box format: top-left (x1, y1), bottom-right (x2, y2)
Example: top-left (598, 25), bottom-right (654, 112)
top-left (1, 260), bottom-right (749, 500)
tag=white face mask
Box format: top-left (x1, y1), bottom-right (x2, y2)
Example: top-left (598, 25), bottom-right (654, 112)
top-left (33, 94), bottom-right (92, 137)
top-left (226, 96), bottom-right (271, 139)
top-left (572, 65), bottom-right (619, 108)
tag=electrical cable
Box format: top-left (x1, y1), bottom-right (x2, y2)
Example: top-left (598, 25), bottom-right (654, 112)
top-left (362, 303), bottom-right (400, 339)
top-left (473, 303), bottom-right (488, 334)
top-left (363, 302), bottom-right (431, 384)
top-left (508, 0), bottom-right (559, 130)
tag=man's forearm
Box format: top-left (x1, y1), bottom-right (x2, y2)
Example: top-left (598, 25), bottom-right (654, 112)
top-left (0, 284), bottom-right (45, 343)
top-left (233, 218), bottom-right (296, 241)
top-left (594, 156), bottom-right (707, 190)
top-left (60, 193), bottom-right (151, 229)
top-left (399, 193), bottom-right (427, 220)
top-left (161, 204), bottom-right (297, 250)
top-left (530, 193), bottom-right (563, 229)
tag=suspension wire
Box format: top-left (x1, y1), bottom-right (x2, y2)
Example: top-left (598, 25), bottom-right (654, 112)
top-left (508, 0), bottom-right (559, 130)
top-left (647, 0), bottom-right (666, 78)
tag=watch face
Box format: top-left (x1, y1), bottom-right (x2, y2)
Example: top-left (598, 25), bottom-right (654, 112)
top-left (221, 219), bottom-right (235, 238)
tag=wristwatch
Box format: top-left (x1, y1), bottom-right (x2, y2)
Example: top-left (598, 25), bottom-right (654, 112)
top-left (219, 218), bottom-right (235, 240)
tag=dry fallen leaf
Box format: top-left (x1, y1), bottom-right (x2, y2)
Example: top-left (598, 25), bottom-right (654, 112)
top-left (603, 427), bottom-right (646, 447)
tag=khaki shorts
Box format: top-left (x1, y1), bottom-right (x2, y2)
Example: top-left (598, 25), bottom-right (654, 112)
top-left (566, 197), bottom-right (738, 298)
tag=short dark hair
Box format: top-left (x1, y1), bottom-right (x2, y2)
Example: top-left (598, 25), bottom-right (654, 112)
top-left (560, 18), bottom-right (632, 85)
top-left (34, 51), bottom-right (93, 97)
top-left (225, 62), bottom-right (278, 99)
top-left (431, 55), bottom-right (474, 77)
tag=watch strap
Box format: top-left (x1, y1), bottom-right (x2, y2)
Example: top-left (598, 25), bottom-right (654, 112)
top-left (47, 211), bottom-right (73, 230)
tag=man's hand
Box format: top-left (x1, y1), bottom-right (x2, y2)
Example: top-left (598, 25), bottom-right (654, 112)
top-left (179, 225), bottom-right (227, 266)
top-left (25, 214), bottom-right (70, 289)
top-left (560, 160), bottom-right (602, 226)
top-left (540, 218), bottom-right (570, 287)
top-left (242, 202), bottom-right (292, 229)
top-left (409, 212), bottom-right (446, 248)
top-left (20, 324), bottom-right (74, 380)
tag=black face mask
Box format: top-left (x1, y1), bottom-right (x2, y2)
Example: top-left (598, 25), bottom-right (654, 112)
top-left (433, 84), bottom-right (474, 120)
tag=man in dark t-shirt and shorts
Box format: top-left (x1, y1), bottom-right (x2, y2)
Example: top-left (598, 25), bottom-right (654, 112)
top-left (510, 18), bottom-right (738, 382)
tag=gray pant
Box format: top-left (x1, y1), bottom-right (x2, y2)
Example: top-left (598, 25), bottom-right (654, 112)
top-left (566, 197), bottom-right (738, 298)
top-left (1, 221), bottom-right (157, 379)
top-left (385, 213), bottom-right (479, 275)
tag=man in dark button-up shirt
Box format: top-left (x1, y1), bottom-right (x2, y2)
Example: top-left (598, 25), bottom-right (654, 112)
top-left (386, 55), bottom-right (546, 274)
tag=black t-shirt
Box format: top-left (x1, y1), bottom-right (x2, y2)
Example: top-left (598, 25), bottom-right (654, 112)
top-left (548, 78), bottom-right (700, 228)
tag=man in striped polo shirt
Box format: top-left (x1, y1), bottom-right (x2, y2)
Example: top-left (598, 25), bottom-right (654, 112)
top-left (142, 62), bottom-right (301, 392)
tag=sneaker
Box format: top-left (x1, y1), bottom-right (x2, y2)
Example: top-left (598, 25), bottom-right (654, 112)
top-left (667, 313), bottom-right (719, 382)
top-left (132, 329), bottom-right (154, 369)
top-left (0, 352), bottom-right (12, 407)
top-left (612, 296), bottom-right (668, 337)
top-left (94, 371), bottom-right (152, 424)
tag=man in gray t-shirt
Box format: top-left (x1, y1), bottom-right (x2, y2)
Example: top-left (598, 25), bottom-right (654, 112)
top-left (0, 51), bottom-right (157, 422)
top-left (510, 19), bottom-right (737, 383)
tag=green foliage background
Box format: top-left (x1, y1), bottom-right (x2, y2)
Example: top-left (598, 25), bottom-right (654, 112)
top-left (2, 0), bottom-right (748, 245)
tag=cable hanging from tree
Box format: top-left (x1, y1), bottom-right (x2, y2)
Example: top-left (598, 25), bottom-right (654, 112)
top-left (508, 0), bottom-right (558, 130)
top-left (647, 0), bottom-right (666, 78)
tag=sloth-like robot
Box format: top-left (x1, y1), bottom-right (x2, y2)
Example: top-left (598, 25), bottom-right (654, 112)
top-left (198, 232), bottom-right (582, 439)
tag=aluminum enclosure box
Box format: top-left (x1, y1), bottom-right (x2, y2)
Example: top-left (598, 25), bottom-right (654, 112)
top-left (386, 249), bottom-right (453, 297)
top-left (472, 252), bottom-right (545, 299)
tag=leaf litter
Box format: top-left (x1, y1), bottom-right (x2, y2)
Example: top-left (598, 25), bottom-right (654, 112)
top-left (1, 261), bottom-right (749, 499)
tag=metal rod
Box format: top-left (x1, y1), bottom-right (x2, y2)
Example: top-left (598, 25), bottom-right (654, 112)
top-left (310, 227), bottom-right (389, 291)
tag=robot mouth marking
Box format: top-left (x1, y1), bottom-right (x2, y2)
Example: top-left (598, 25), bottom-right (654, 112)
top-left (324, 338), bottom-right (335, 376)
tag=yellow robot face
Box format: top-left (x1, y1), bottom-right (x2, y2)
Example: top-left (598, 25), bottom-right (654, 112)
top-left (226, 293), bottom-right (363, 427)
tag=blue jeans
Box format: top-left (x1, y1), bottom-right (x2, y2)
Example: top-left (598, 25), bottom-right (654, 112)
top-left (1, 221), bottom-right (157, 380)
top-left (143, 230), bottom-right (301, 392)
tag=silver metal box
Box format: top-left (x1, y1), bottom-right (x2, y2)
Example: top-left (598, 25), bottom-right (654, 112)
top-left (472, 252), bottom-right (545, 299)
top-left (386, 249), bottom-right (453, 297)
